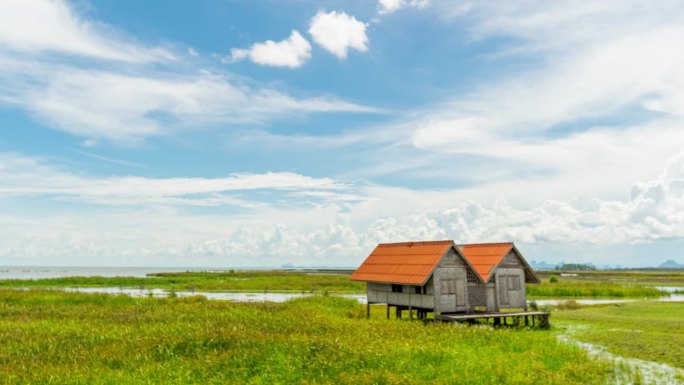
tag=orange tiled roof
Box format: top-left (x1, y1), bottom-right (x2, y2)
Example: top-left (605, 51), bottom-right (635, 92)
top-left (350, 241), bottom-right (453, 285)
top-left (457, 242), bottom-right (514, 282)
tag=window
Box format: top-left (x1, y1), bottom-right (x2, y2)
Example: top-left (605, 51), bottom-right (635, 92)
top-left (414, 285), bottom-right (426, 294)
top-left (467, 270), bottom-right (479, 283)
top-left (391, 284), bottom-right (403, 293)
top-left (506, 276), bottom-right (520, 291)
top-left (441, 279), bottom-right (457, 295)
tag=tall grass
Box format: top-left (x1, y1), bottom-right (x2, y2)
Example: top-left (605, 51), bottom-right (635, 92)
top-left (0, 289), bottom-right (613, 385)
top-left (527, 281), bottom-right (666, 298)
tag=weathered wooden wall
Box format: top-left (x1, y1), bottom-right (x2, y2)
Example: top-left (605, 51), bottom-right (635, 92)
top-left (367, 280), bottom-right (435, 309)
top-left (433, 248), bottom-right (469, 313)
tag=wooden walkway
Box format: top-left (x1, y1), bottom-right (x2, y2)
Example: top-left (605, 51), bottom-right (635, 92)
top-left (436, 311), bottom-right (550, 328)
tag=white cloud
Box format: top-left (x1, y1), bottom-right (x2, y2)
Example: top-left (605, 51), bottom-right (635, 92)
top-left (437, 0), bottom-right (684, 52)
top-left (3, 0), bottom-right (684, 267)
top-left (230, 30), bottom-right (312, 68)
top-left (0, 60), bottom-right (376, 142)
top-left (309, 11), bottom-right (368, 59)
top-left (0, 0), bottom-right (172, 62)
top-left (0, 153), bottom-right (347, 207)
top-left (0, 1), bottom-right (377, 143)
top-left (378, 0), bottom-right (429, 14)
top-left (296, 0), bottom-right (684, 205)
top-left (3, 150), bottom-right (684, 266)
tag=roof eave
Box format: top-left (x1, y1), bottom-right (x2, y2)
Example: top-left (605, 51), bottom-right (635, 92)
top-left (510, 244), bottom-right (542, 284)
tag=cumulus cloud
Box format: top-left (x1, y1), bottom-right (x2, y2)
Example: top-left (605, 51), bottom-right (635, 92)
top-left (230, 30), bottom-right (312, 68)
top-left (359, 151), bottom-right (684, 253)
top-left (309, 11), bottom-right (368, 59)
top-left (2, 151), bottom-right (684, 266)
top-left (378, 0), bottom-right (429, 14)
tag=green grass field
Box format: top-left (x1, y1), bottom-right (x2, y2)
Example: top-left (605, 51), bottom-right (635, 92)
top-left (554, 301), bottom-right (684, 370)
top-left (0, 289), bottom-right (613, 385)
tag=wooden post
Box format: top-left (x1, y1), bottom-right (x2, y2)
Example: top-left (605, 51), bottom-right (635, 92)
top-left (366, 302), bottom-right (370, 319)
top-left (524, 316), bottom-right (529, 326)
top-left (539, 314), bottom-right (550, 329)
top-left (396, 307), bottom-right (401, 319)
top-left (409, 305), bottom-right (413, 320)
top-left (386, 304), bottom-right (390, 319)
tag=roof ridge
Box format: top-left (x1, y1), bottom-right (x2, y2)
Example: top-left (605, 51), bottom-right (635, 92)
top-left (377, 240), bottom-right (453, 247)
top-left (457, 242), bottom-right (514, 247)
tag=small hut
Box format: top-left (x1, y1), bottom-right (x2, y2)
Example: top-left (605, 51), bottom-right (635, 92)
top-left (457, 242), bottom-right (541, 312)
top-left (351, 240), bottom-right (540, 318)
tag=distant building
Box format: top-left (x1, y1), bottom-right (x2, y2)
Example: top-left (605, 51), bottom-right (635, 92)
top-left (351, 240), bottom-right (540, 318)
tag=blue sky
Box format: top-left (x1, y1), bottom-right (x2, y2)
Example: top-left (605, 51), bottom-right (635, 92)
top-left (2, 0), bottom-right (684, 267)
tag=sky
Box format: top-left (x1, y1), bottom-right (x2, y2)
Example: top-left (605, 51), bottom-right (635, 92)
top-left (1, 0), bottom-right (684, 268)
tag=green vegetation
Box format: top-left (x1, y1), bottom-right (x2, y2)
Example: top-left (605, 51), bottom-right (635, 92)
top-left (554, 263), bottom-right (596, 271)
top-left (527, 281), bottom-right (666, 298)
top-left (536, 270), bottom-right (684, 286)
top-left (555, 301), bottom-right (684, 369)
top-left (0, 271), bottom-right (365, 293)
top-left (0, 289), bottom-right (613, 385)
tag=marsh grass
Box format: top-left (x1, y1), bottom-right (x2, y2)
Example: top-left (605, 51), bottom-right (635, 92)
top-left (527, 281), bottom-right (666, 298)
top-left (554, 301), bottom-right (684, 370)
top-left (0, 289), bottom-right (613, 385)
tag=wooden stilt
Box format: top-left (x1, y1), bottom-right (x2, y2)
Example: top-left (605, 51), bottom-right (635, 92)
top-left (539, 314), bottom-right (550, 329)
top-left (386, 304), bottom-right (390, 319)
top-left (409, 305), bottom-right (413, 320)
top-left (366, 302), bottom-right (370, 319)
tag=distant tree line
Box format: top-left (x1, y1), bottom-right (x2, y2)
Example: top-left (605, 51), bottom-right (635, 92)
top-left (554, 263), bottom-right (596, 271)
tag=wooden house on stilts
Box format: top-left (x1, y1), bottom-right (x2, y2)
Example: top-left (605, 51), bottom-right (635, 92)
top-left (350, 240), bottom-right (541, 319)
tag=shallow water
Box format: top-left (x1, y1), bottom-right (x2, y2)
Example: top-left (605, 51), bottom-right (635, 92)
top-left (61, 287), bottom-right (367, 303)
top-left (55, 286), bottom-right (684, 305)
top-left (654, 286), bottom-right (684, 293)
top-left (532, 298), bottom-right (636, 306)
